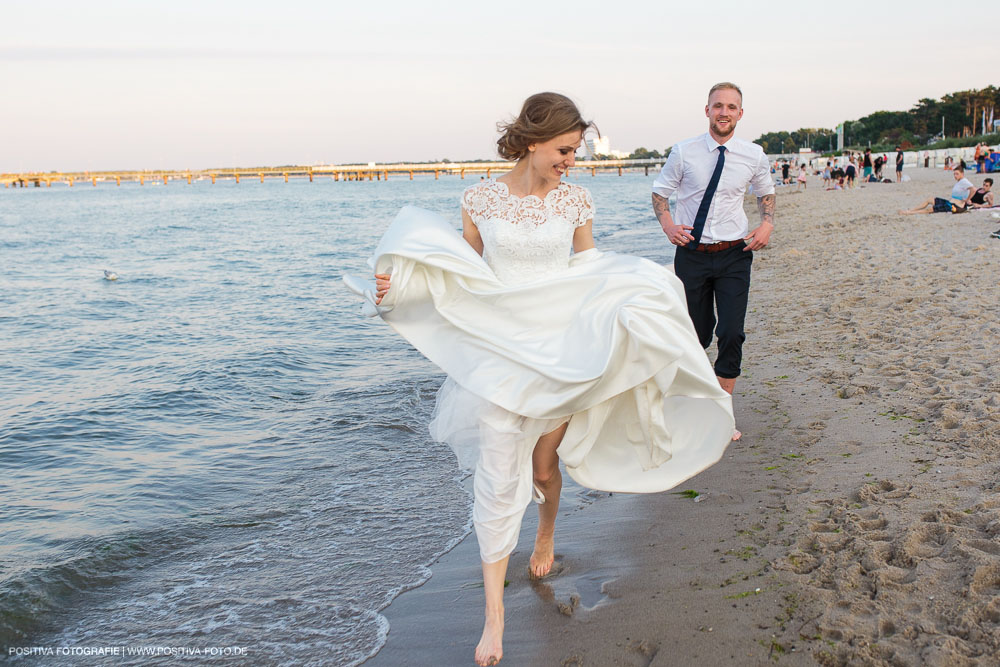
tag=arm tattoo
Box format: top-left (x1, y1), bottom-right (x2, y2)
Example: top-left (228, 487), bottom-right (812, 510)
top-left (652, 192), bottom-right (671, 220)
top-left (757, 194), bottom-right (775, 226)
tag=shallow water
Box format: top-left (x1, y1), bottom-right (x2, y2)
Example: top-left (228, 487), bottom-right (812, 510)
top-left (0, 173), bottom-right (671, 664)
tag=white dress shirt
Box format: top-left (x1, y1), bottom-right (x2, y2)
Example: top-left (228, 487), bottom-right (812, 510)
top-left (652, 133), bottom-right (774, 243)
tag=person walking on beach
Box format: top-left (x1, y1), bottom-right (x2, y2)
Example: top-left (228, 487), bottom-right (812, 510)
top-left (651, 82), bottom-right (775, 441)
top-left (796, 163), bottom-right (808, 191)
top-left (364, 92), bottom-right (734, 666)
top-left (845, 155), bottom-right (857, 188)
top-left (896, 146), bottom-right (904, 182)
top-left (863, 148), bottom-right (873, 180)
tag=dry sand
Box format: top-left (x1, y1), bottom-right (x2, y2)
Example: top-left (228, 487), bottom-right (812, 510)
top-left (368, 167), bottom-right (1000, 666)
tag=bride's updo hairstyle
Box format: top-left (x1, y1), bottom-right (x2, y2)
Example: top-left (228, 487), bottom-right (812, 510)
top-left (496, 92), bottom-right (595, 161)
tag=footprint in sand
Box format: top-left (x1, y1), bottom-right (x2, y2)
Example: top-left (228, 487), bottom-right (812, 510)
top-left (856, 516), bottom-right (889, 531)
top-left (959, 538), bottom-right (1000, 557)
top-left (775, 550), bottom-right (820, 574)
top-left (968, 563), bottom-right (1000, 596)
top-left (901, 523), bottom-right (952, 560)
top-left (856, 479), bottom-right (911, 503)
top-left (557, 594), bottom-right (580, 617)
top-left (975, 493), bottom-right (1000, 510)
top-left (808, 520), bottom-right (839, 533)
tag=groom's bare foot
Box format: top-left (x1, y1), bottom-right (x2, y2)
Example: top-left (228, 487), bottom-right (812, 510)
top-left (528, 533), bottom-right (555, 579)
top-left (475, 610), bottom-right (504, 666)
top-left (732, 428), bottom-right (742, 441)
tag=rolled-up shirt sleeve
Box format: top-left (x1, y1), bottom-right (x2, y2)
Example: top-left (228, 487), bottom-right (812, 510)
top-left (750, 151), bottom-right (775, 196)
top-left (652, 145), bottom-right (683, 199)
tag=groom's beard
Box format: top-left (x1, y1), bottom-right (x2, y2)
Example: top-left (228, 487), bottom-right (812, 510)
top-left (711, 119), bottom-right (736, 139)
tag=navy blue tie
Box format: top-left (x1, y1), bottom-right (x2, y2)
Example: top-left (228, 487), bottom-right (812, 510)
top-left (687, 145), bottom-right (726, 249)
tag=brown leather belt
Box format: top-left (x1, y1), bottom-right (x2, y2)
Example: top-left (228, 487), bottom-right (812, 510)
top-left (689, 239), bottom-right (745, 253)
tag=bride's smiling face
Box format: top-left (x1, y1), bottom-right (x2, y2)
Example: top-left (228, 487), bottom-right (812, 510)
top-left (527, 130), bottom-right (582, 182)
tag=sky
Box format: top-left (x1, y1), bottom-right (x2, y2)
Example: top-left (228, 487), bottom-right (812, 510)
top-left (1, 0), bottom-right (990, 172)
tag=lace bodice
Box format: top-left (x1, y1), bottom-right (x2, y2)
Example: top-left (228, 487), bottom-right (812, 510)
top-left (461, 180), bottom-right (595, 285)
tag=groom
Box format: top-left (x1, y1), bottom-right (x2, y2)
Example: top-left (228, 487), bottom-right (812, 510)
top-left (651, 82), bottom-right (775, 439)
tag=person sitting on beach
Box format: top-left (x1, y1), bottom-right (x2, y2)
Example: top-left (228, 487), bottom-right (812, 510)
top-left (898, 167), bottom-right (976, 215)
top-left (969, 178), bottom-right (994, 208)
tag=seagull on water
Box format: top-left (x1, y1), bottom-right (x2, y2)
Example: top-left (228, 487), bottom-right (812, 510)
top-left (104, 270), bottom-right (119, 281)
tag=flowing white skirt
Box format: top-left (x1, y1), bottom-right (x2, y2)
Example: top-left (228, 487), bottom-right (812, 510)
top-left (344, 206), bottom-right (734, 562)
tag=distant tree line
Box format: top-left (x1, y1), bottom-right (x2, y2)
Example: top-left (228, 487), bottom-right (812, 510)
top-left (754, 86), bottom-right (1000, 154)
top-left (754, 128), bottom-right (837, 155)
top-left (627, 147), bottom-right (668, 159)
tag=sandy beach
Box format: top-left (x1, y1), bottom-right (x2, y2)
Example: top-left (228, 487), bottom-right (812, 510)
top-left (369, 166), bottom-right (1000, 666)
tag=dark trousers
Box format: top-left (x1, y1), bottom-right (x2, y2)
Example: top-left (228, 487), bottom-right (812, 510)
top-left (674, 243), bottom-right (753, 379)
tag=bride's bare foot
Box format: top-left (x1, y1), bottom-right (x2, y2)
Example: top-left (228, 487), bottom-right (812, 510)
top-left (475, 610), bottom-right (504, 666)
top-left (528, 533), bottom-right (555, 579)
top-left (732, 428), bottom-right (742, 441)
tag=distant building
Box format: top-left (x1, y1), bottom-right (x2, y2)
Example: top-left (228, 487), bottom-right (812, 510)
top-left (587, 136), bottom-right (610, 155)
top-left (586, 136), bottom-right (630, 159)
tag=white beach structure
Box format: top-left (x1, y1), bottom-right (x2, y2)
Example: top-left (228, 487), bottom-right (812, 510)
top-left (586, 136), bottom-right (630, 159)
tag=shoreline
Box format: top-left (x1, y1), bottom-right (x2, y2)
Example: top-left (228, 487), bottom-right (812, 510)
top-left (366, 167), bottom-right (999, 665)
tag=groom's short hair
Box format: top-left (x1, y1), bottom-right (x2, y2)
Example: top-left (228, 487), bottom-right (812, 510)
top-left (708, 82), bottom-right (742, 102)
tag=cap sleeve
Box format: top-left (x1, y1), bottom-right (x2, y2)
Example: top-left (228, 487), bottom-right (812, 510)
top-left (461, 184), bottom-right (483, 226)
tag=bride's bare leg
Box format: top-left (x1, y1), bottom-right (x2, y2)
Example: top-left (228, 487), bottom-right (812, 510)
top-left (530, 423), bottom-right (567, 578)
top-left (476, 555), bottom-right (508, 666)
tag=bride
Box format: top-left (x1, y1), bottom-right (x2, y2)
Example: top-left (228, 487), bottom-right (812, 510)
top-left (350, 92), bottom-right (734, 665)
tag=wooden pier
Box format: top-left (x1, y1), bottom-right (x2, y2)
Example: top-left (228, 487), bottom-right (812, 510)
top-left (1, 159), bottom-right (664, 189)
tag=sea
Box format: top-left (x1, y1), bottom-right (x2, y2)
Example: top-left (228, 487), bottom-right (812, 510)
top-left (0, 172), bottom-right (673, 665)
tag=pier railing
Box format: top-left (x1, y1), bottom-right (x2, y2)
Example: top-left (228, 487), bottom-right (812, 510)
top-left (2, 159), bottom-right (665, 188)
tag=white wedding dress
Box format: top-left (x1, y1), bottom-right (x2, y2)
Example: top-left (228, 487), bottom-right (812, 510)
top-left (344, 180), bottom-right (734, 563)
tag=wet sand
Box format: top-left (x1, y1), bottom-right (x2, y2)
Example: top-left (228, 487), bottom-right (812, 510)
top-left (368, 167), bottom-right (1000, 666)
